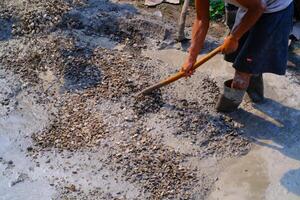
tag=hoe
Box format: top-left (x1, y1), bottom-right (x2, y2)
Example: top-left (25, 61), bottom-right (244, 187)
top-left (138, 46), bottom-right (222, 96)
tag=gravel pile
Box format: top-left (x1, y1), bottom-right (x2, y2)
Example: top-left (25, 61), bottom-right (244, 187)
top-left (0, 0), bottom-right (86, 36)
top-left (57, 187), bottom-right (130, 200)
top-left (173, 104), bottom-right (250, 158)
top-left (32, 92), bottom-right (107, 150)
top-left (107, 132), bottom-right (198, 200)
top-left (0, 35), bottom-right (74, 84)
top-left (12, 6), bottom-right (67, 36)
top-left (167, 78), bottom-right (250, 158)
top-left (91, 48), bottom-right (156, 100)
top-left (133, 91), bottom-right (164, 116)
top-left (198, 77), bottom-right (220, 108)
top-left (28, 44), bottom-right (162, 151)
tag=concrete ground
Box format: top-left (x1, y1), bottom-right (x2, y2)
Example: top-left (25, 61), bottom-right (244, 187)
top-left (143, 44), bottom-right (300, 200)
top-left (1, 0), bottom-right (300, 199)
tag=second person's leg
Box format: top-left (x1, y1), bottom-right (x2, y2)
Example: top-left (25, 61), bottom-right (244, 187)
top-left (216, 70), bottom-right (251, 113)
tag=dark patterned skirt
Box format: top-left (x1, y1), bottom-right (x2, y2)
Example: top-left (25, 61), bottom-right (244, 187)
top-left (225, 3), bottom-right (294, 75)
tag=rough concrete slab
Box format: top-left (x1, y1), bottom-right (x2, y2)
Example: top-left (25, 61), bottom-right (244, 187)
top-left (143, 47), bottom-right (300, 200)
top-left (0, 0), bottom-right (300, 199)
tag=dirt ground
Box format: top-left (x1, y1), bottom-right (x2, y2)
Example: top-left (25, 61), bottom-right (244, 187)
top-left (0, 0), bottom-right (300, 200)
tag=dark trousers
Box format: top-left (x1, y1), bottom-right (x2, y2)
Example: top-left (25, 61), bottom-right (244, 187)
top-left (295, 0), bottom-right (300, 20)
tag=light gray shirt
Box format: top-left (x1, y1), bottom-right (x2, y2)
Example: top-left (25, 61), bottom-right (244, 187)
top-left (225, 0), bottom-right (293, 29)
top-left (225, 0), bottom-right (293, 13)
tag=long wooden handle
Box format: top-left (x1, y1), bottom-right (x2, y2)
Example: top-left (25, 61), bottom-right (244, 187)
top-left (138, 46), bottom-right (222, 95)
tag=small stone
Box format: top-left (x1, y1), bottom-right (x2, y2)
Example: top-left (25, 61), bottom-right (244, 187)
top-left (2, 98), bottom-right (9, 106)
top-left (174, 43), bottom-right (182, 50)
top-left (10, 173), bottom-right (29, 187)
top-left (124, 117), bottom-right (133, 122)
top-left (68, 184), bottom-right (76, 192)
top-left (153, 11), bottom-right (163, 18)
top-left (27, 146), bottom-right (33, 152)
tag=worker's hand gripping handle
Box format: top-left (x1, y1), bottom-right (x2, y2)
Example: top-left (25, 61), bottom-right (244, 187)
top-left (138, 46), bottom-right (222, 96)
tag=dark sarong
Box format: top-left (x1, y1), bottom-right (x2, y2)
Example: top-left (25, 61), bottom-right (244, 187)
top-left (225, 3), bottom-right (294, 75)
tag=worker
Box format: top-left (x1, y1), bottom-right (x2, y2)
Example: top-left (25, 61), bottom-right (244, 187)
top-left (181, 0), bottom-right (294, 112)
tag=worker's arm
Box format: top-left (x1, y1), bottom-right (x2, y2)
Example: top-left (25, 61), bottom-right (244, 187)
top-left (181, 0), bottom-right (209, 76)
top-left (222, 0), bottom-right (265, 53)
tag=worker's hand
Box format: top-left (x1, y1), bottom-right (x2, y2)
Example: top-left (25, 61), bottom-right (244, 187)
top-left (221, 34), bottom-right (239, 54)
top-left (181, 59), bottom-right (196, 78)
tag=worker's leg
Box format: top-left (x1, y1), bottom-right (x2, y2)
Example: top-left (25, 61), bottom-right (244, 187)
top-left (220, 3), bottom-right (293, 111)
top-left (247, 74), bottom-right (264, 103)
top-left (177, 0), bottom-right (189, 41)
top-left (216, 70), bottom-right (251, 113)
top-left (231, 70), bottom-right (251, 89)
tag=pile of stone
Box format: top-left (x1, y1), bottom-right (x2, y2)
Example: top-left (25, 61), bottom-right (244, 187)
top-left (107, 131), bottom-right (198, 200)
top-left (32, 92), bottom-right (107, 150)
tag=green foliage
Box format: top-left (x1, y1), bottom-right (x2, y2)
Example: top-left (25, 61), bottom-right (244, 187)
top-left (180, 0), bottom-right (225, 20)
top-left (209, 0), bottom-right (225, 20)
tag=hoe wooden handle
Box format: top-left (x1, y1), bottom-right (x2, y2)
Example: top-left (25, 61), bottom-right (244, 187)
top-left (138, 46), bottom-right (222, 95)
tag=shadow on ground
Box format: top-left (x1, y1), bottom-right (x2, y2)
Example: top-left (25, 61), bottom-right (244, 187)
top-left (230, 99), bottom-right (300, 159)
top-left (228, 98), bottom-right (300, 196)
top-left (179, 38), bottom-right (221, 54)
top-left (280, 168), bottom-right (300, 196)
top-left (0, 17), bottom-right (12, 41)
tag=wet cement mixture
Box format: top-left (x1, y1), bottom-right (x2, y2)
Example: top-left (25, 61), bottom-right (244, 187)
top-left (1, 0), bottom-right (300, 200)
